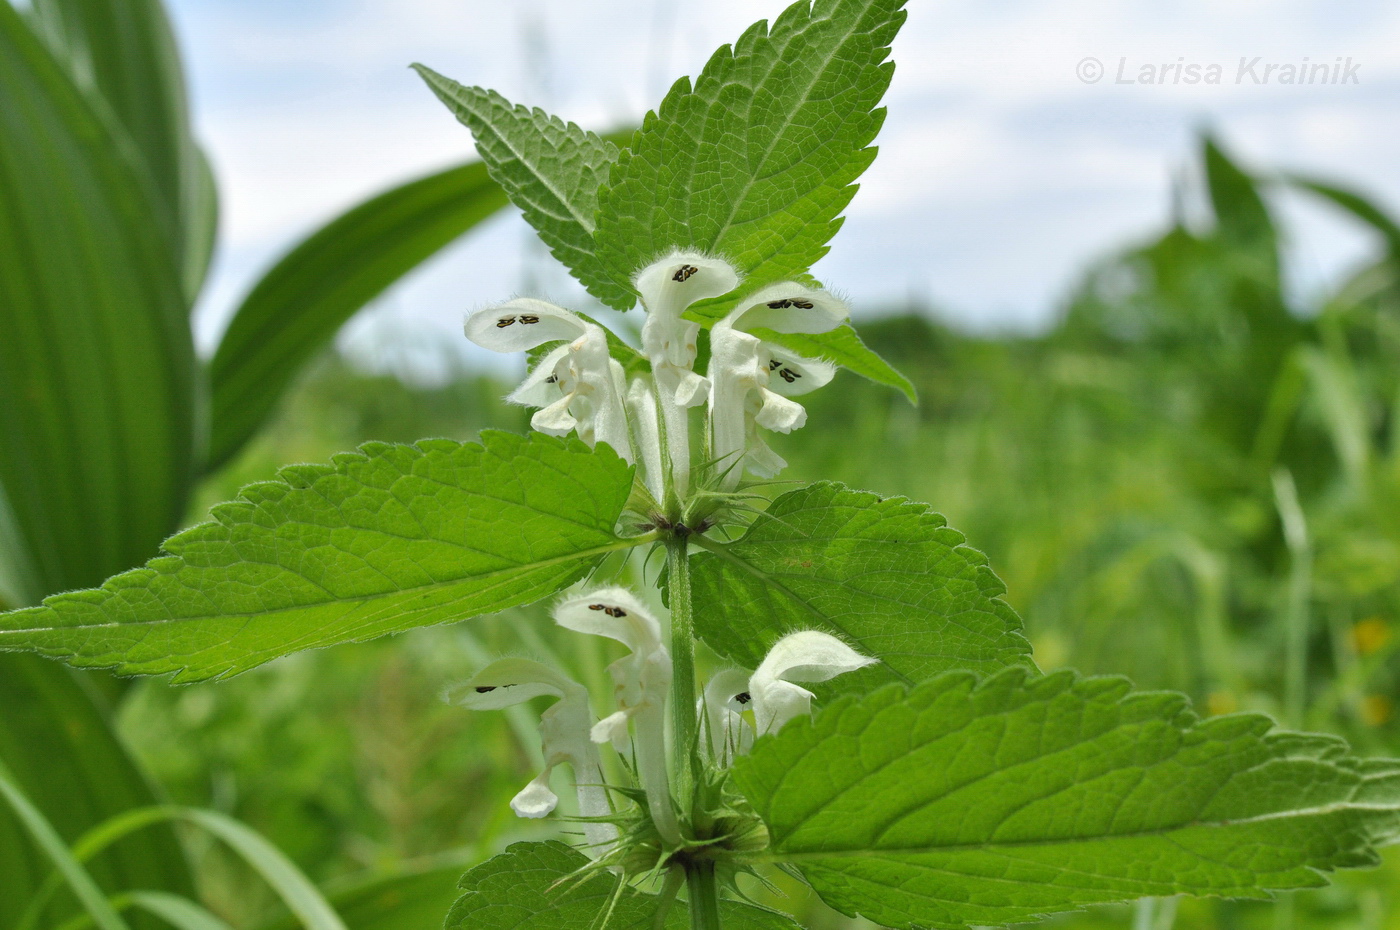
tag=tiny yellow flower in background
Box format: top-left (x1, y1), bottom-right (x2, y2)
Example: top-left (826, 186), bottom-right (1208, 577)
top-left (1353, 617), bottom-right (1391, 657)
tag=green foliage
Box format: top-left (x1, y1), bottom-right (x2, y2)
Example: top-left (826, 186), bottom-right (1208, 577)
top-left (594, 0), bottom-right (906, 301)
top-left (0, 656), bottom-right (192, 930)
top-left (0, 2), bottom-right (197, 600)
top-left (257, 862), bottom-right (469, 930)
top-left (412, 69), bottom-right (632, 309)
top-left (206, 160), bottom-right (509, 471)
top-left (445, 842), bottom-right (798, 929)
top-left (734, 668), bottom-right (1400, 930)
top-left (756, 322), bottom-right (916, 402)
top-left (28, 0), bottom-right (207, 290)
top-left (691, 482), bottom-right (1032, 686)
top-left (0, 433), bottom-right (640, 681)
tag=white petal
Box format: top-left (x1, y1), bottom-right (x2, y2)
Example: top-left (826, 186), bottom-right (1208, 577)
top-left (728, 283), bottom-right (848, 335)
top-left (590, 710), bottom-right (631, 749)
top-left (465, 298), bottom-right (587, 353)
top-left (552, 587), bottom-right (663, 656)
top-left (510, 774), bottom-right (559, 819)
top-left (507, 344), bottom-right (572, 407)
top-left (742, 431), bottom-right (788, 479)
top-left (591, 359), bottom-right (634, 463)
top-left (667, 367), bottom-right (711, 408)
top-left (753, 389), bottom-right (807, 433)
top-left (531, 394), bottom-right (578, 435)
top-left (703, 669), bottom-right (755, 762)
top-left (445, 657), bottom-right (574, 709)
top-left (761, 347), bottom-right (836, 397)
top-left (752, 679), bottom-right (816, 736)
top-left (754, 631), bottom-right (877, 685)
top-left (627, 376), bottom-right (666, 504)
top-left (634, 251), bottom-right (740, 320)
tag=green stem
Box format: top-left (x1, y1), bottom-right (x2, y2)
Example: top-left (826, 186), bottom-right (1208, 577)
top-left (1273, 469), bottom-right (1312, 727)
top-left (686, 860), bottom-right (722, 930)
top-left (667, 536), bottom-right (699, 820)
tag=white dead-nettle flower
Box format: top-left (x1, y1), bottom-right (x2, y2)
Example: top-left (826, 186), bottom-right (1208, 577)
top-left (625, 375), bottom-right (666, 506)
top-left (707, 283), bottom-right (847, 488)
top-left (704, 631), bottom-right (875, 762)
top-left (701, 668), bottom-right (755, 765)
top-left (464, 298), bottom-right (632, 462)
top-left (633, 252), bottom-right (741, 496)
top-left (553, 587), bottom-right (680, 844)
top-left (447, 657), bottom-right (617, 850)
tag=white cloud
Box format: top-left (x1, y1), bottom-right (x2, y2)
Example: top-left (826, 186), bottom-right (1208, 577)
top-left (171, 0), bottom-right (1400, 355)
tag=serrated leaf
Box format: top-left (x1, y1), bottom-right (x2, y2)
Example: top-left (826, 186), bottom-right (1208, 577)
top-left (0, 433), bottom-right (641, 682)
top-left (691, 482), bottom-right (1031, 688)
top-left (734, 668), bottom-right (1400, 930)
top-left (446, 841), bottom-right (799, 929)
top-left (757, 322), bottom-right (915, 403)
top-left (414, 67), bottom-right (632, 309)
top-left (595, 0), bottom-right (906, 295)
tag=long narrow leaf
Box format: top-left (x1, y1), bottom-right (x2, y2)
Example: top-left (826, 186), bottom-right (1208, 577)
top-left (206, 159), bottom-right (508, 471)
top-left (0, 2), bottom-right (197, 595)
top-left (30, 0), bottom-right (199, 261)
top-left (2, 655), bottom-right (193, 930)
top-left (0, 758), bottom-right (131, 930)
top-left (56, 893), bottom-right (233, 930)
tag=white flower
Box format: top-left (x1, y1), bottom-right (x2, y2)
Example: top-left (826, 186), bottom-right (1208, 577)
top-left (707, 283), bottom-right (847, 487)
top-left (464, 298), bottom-right (632, 462)
top-left (625, 375), bottom-right (666, 505)
top-left (749, 631), bottom-right (876, 736)
top-left (447, 657), bottom-right (617, 850)
top-left (553, 587), bottom-right (680, 844)
top-left (701, 668), bottom-right (755, 765)
top-left (633, 252), bottom-right (740, 497)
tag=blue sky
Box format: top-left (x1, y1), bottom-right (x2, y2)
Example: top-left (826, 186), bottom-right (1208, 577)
top-left (166, 0), bottom-right (1400, 380)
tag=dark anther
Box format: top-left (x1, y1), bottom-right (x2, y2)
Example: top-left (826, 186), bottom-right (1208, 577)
top-left (779, 368), bottom-right (799, 383)
top-left (496, 317), bottom-right (516, 328)
top-left (475, 686), bottom-right (497, 693)
top-left (734, 691), bottom-right (752, 705)
top-left (673, 264), bottom-right (699, 282)
top-left (769, 359), bottom-right (782, 370)
top-left (766, 299), bottom-right (793, 309)
top-left (545, 374), bottom-right (558, 384)
top-left (792, 299), bottom-right (814, 309)
top-left (520, 315), bottom-right (540, 324)
top-left (589, 603), bottom-right (606, 611)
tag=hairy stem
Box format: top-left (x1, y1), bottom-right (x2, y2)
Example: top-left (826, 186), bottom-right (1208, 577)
top-left (667, 537), bottom-right (699, 818)
top-left (686, 859), bottom-right (722, 930)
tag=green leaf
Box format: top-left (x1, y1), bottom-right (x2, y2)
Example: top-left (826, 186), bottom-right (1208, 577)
top-left (0, 432), bottom-right (642, 682)
top-left (0, 2), bottom-right (197, 598)
top-left (595, 0), bottom-right (906, 297)
top-left (412, 67), bottom-right (632, 309)
top-left (0, 756), bottom-right (130, 930)
top-left (446, 841), bottom-right (799, 929)
top-left (256, 861), bottom-right (469, 930)
top-left (734, 668), bottom-right (1400, 930)
top-left (756, 322), bottom-right (915, 403)
top-left (1203, 135), bottom-right (1277, 274)
top-left (30, 0), bottom-right (197, 255)
top-left (206, 159), bottom-right (509, 472)
top-left (173, 809), bottom-right (347, 930)
top-left (691, 482), bottom-right (1032, 687)
top-left (114, 893), bottom-right (232, 930)
top-left (182, 145), bottom-right (219, 301)
top-left (1, 656), bottom-right (193, 930)
top-left (1289, 175), bottom-right (1400, 264)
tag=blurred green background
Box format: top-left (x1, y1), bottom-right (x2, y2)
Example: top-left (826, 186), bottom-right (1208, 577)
top-left (129, 142), bottom-right (1400, 928)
